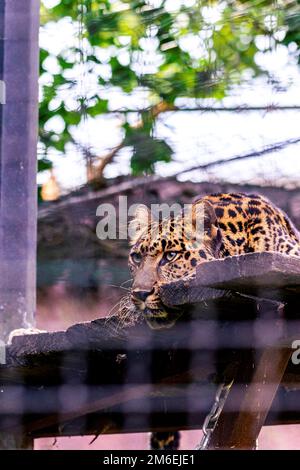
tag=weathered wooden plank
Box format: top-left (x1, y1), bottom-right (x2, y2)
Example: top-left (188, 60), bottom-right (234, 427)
top-left (4, 295), bottom-right (288, 367)
top-left (197, 253), bottom-right (300, 300)
top-left (159, 280), bottom-right (228, 307)
top-left (201, 253), bottom-right (300, 281)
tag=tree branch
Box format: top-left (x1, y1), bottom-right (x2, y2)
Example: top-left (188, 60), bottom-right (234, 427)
top-left (80, 102), bottom-right (176, 182)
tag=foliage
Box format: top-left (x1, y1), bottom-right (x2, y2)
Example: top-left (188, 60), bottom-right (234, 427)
top-left (39, 0), bottom-right (300, 177)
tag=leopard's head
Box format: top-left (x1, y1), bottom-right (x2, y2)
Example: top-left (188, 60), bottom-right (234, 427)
top-left (128, 200), bottom-right (223, 329)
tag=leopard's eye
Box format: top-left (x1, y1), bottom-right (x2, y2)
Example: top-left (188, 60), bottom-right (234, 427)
top-left (165, 251), bottom-right (177, 262)
top-left (131, 252), bottom-right (142, 265)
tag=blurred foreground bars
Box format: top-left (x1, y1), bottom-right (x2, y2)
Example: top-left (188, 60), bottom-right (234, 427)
top-left (1, 253), bottom-right (300, 449)
top-left (0, 0), bottom-right (39, 450)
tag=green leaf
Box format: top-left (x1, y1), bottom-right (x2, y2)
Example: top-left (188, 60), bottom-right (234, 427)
top-left (39, 0), bottom-right (300, 176)
top-left (125, 127), bottom-right (173, 175)
top-left (64, 111), bottom-right (81, 125)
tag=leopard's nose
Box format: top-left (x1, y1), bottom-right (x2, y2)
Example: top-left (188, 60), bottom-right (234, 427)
top-left (132, 288), bottom-right (154, 302)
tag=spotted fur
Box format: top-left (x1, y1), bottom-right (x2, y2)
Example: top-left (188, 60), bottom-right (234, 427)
top-left (129, 193), bottom-right (300, 330)
top-left (150, 431), bottom-right (180, 450)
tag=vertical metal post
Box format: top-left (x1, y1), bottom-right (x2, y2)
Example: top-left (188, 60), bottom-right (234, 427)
top-left (0, 1), bottom-right (39, 341)
top-left (0, 0), bottom-right (39, 449)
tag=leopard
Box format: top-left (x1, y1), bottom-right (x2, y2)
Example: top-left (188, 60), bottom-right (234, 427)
top-left (127, 192), bottom-right (300, 449)
top-left (129, 192), bottom-right (300, 329)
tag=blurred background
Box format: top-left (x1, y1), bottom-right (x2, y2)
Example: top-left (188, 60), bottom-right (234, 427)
top-left (36, 0), bottom-right (300, 449)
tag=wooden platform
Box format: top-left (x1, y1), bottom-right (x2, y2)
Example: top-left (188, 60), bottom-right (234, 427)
top-left (1, 253), bottom-right (300, 448)
top-left (161, 252), bottom-right (300, 305)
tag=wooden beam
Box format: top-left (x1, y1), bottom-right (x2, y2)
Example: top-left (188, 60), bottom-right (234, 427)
top-left (208, 347), bottom-right (292, 449)
top-left (206, 296), bottom-right (292, 449)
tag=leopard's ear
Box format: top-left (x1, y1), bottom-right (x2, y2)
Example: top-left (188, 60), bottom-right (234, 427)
top-left (193, 200), bottom-right (222, 256)
top-left (199, 200), bottom-right (218, 233)
top-left (128, 205), bottom-right (151, 246)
